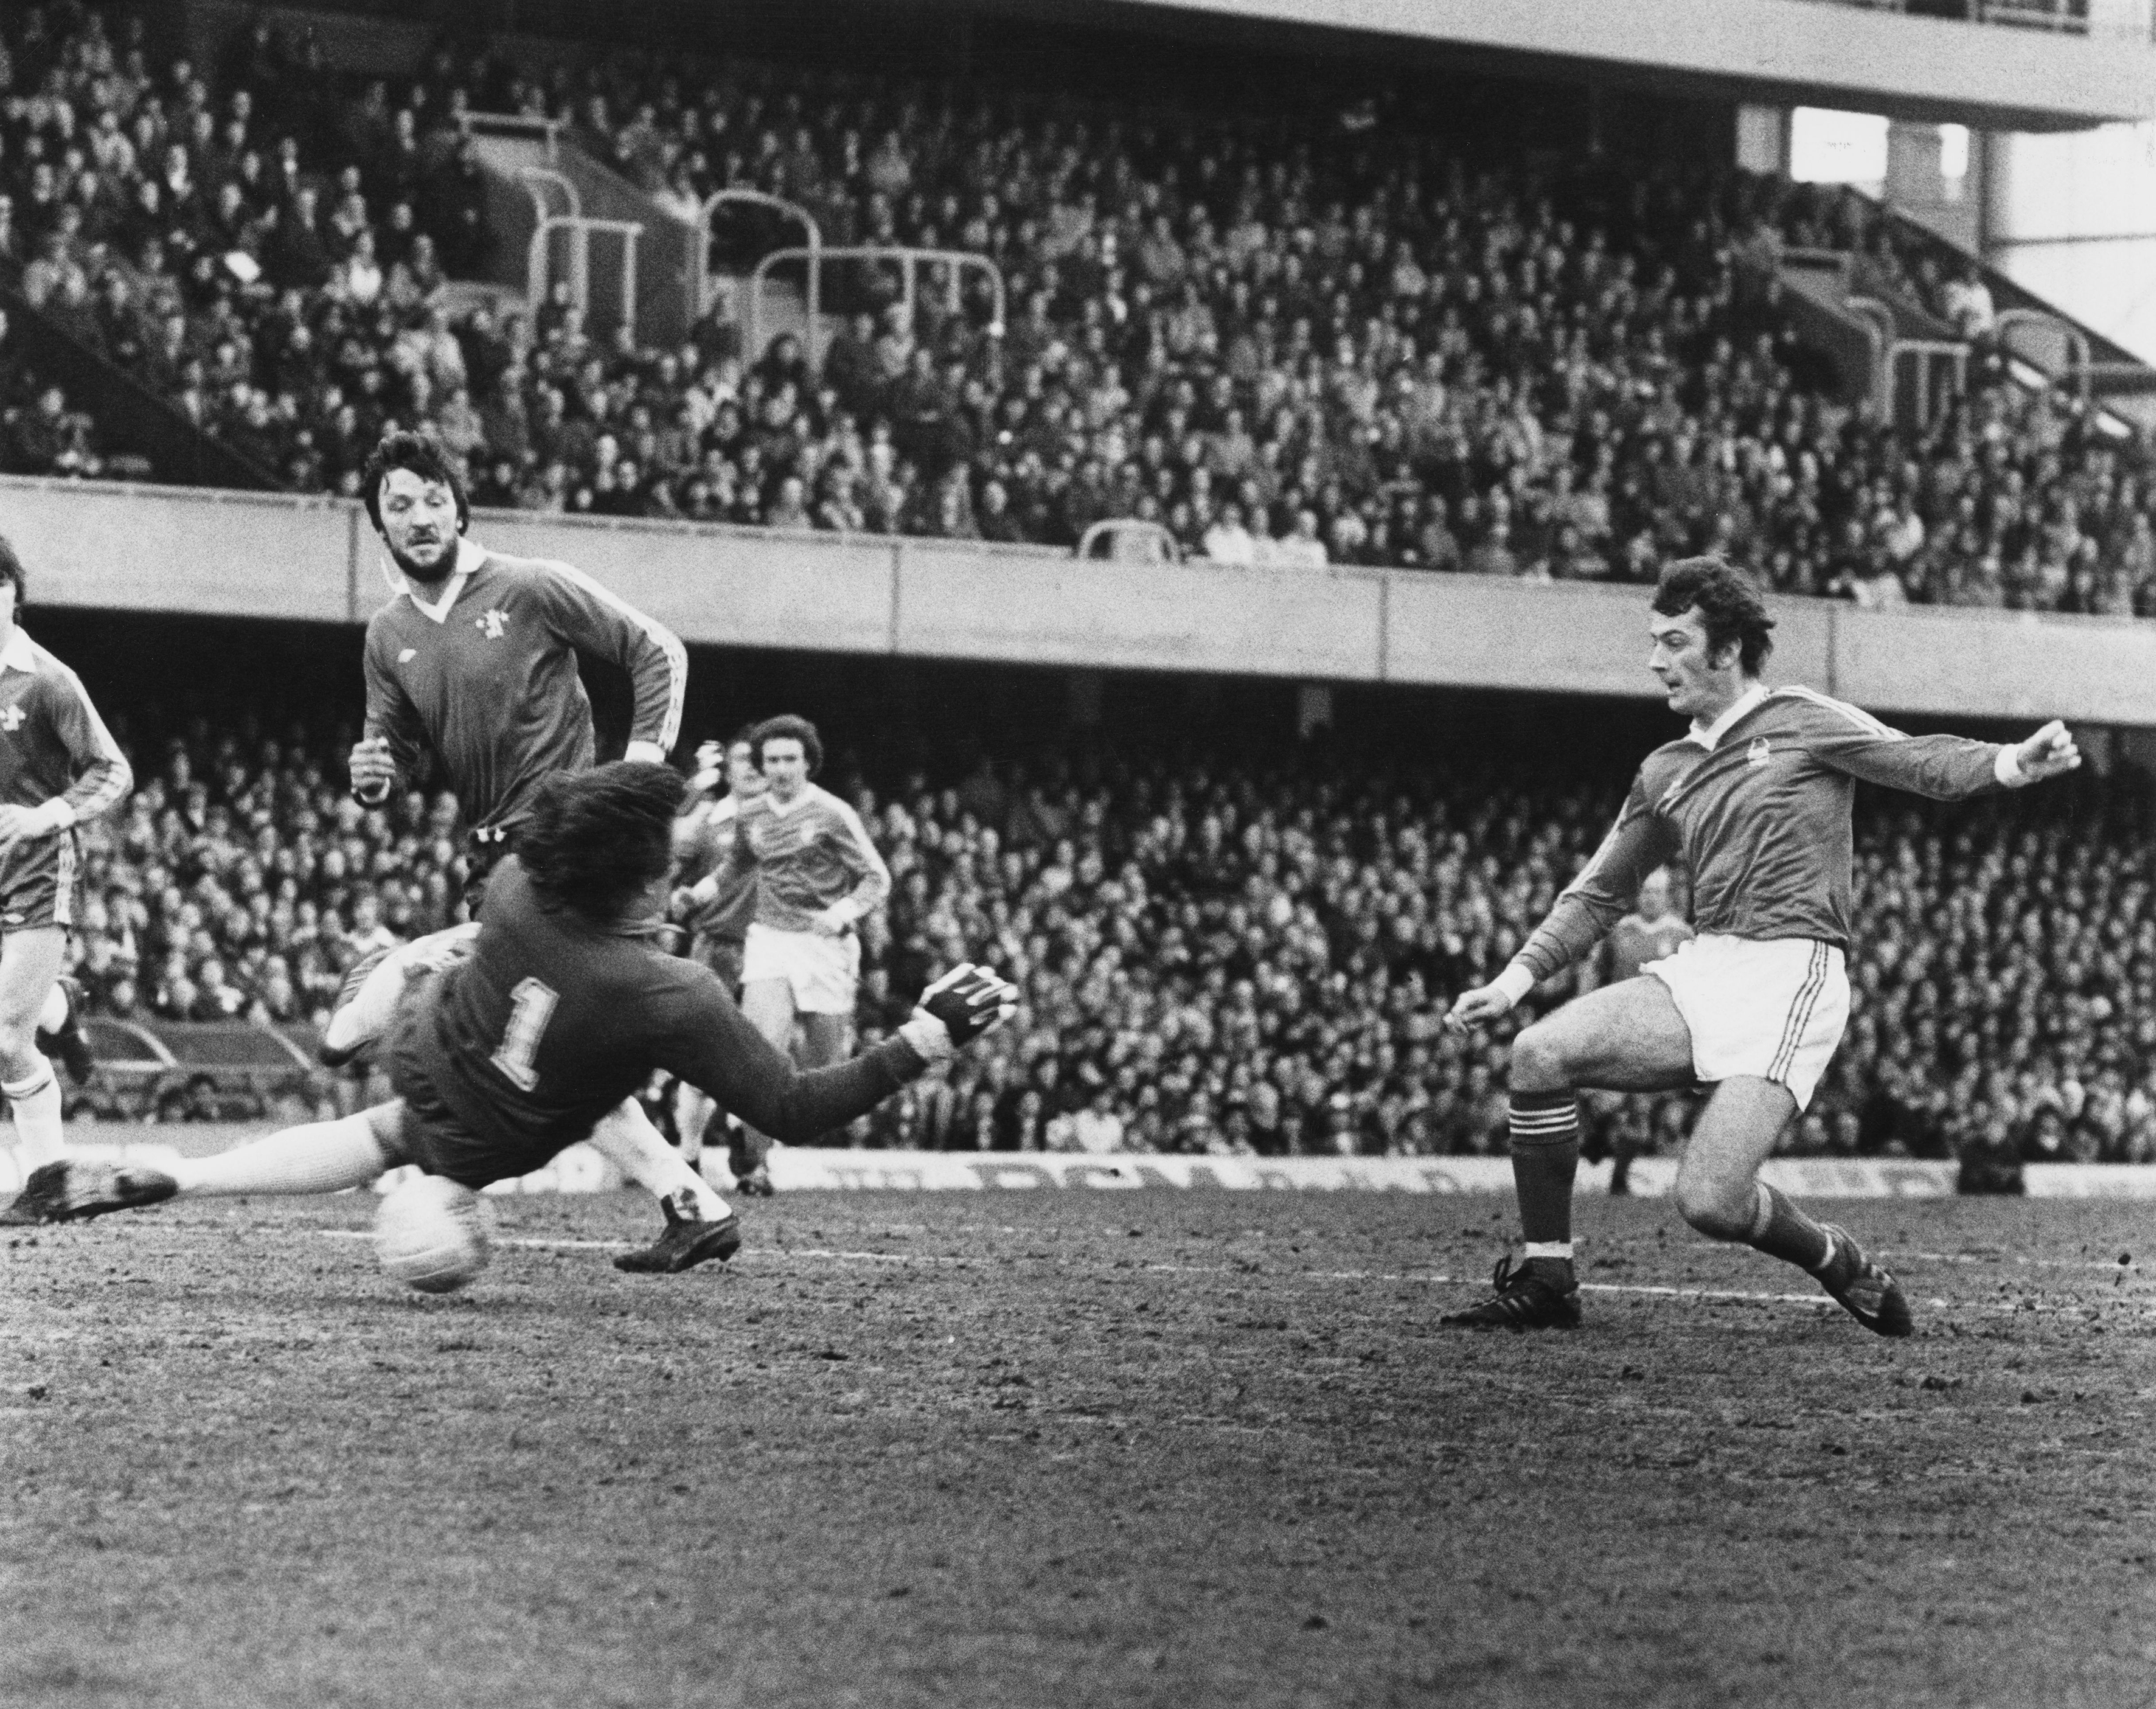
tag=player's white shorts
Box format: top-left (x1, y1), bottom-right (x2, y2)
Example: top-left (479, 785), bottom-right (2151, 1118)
top-left (1643, 934), bottom-right (1848, 1111)
top-left (742, 922), bottom-right (859, 1014)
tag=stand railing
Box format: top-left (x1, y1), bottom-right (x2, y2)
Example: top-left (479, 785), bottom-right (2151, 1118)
top-left (746, 246), bottom-right (1006, 370)
top-left (695, 189), bottom-right (820, 317)
top-left (526, 216), bottom-right (645, 341)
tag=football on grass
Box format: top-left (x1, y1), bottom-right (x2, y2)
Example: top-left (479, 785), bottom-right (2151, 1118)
top-left (374, 1173), bottom-right (491, 1294)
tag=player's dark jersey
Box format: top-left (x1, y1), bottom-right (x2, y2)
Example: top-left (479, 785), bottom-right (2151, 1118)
top-left (1519, 686), bottom-right (2006, 980)
top-left (405, 857), bottom-right (924, 1165)
top-left (362, 543), bottom-right (686, 837)
top-left (1599, 913), bottom-right (1694, 985)
top-left (676, 793), bottom-right (757, 945)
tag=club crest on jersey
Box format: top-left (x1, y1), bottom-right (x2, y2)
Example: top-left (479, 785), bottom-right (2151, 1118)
top-left (476, 608), bottom-right (509, 640)
top-left (0, 705), bottom-right (25, 733)
top-left (1746, 737), bottom-right (1772, 769)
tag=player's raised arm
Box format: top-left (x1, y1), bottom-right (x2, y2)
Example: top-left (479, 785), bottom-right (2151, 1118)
top-left (1792, 688), bottom-right (2080, 799)
top-left (353, 630), bottom-right (427, 806)
top-left (1448, 776), bottom-right (1671, 1029)
top-left (535, 561), bottom-right (686, 763)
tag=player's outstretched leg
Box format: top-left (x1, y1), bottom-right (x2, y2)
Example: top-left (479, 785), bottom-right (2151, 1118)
top-left (14, 1106), bottom-right (402, 1222)
top-left (1443, 978), bottom-right (1696, 1331)
top-left (1671, 1077), bottom-right (1912, 1337)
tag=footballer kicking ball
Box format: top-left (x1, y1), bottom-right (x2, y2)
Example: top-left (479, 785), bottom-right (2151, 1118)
top-left (374, 1172), bottom-right (492, 1294)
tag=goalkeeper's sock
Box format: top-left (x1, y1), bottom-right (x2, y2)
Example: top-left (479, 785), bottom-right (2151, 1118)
top-left (587, 1099), bottom-right (732, 1222)
top-left (171, 1114), bottom-right (392, 1196)
top-left (1507, 1091), bottom-right (1579, 1262)
top-left (4, 1062), bottom-right (65, 1168)
top-left (1745, 1181), bottom-right (1833, 1273)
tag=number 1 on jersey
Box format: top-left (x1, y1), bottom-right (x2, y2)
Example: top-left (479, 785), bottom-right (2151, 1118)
top-left (491, 976), bottom-right (558, 1091)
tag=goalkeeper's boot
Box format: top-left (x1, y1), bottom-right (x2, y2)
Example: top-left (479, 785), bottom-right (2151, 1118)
top-left (1812, 1223), bottom-right (1913, 1337)
top-left (614, 1198), bottom-right (742, 1274)
top-left (4, 1159), bottom-right (177, 1225)
top-left (36, 976), bottom-right (95, 1086)
top-left (1439, 1255), bottom-right (1582, 1332)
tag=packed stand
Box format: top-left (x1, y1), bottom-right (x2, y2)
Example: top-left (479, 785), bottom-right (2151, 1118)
top-left (51, 692), bottom-right (2156, 1165)
top-left (0, 302), bottom-right (143, 478)
top-left (8, 7), bottom-right (2156, 614)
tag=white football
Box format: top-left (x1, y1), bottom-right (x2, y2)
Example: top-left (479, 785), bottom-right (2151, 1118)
top-left (373, 1172), bottom-right (491, 1294)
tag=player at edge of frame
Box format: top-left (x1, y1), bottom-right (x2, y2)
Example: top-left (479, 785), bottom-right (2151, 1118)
top-left (1440, 555), bottom-right (2081, 1337)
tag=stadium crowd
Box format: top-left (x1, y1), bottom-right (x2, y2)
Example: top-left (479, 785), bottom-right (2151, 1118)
top-left (51, 696), bottom-right (2156, 1168)
top-left (5, 5), bottom-right (2156, 615)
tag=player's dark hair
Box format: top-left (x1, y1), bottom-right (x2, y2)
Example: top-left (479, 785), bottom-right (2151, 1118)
top-left (729, 722), bottom-right (760, 752)
top-left (0, 535), bottom-right (26, 607)
top-left (753, 713), bottom-right (822, 777)
top-left (1652, 557), bottom-right (1775, 676)
top-left (360, 430), bottom-right (470, 535)
top-left (519, 761), bottom-right (686, 923)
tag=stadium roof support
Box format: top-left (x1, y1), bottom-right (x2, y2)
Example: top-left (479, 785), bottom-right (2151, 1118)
top-left (1067, 0), bottom-right (2156, 131)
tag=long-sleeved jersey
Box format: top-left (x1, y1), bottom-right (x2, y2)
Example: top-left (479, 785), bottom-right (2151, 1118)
top-left (405, 855), bottom-right (926, 1172)
top-left (674, 792), bottom-right (759, 944)
top-left (361, 540), bottom-right (686, 835)
top-left (718, 783), bottom-right (890, 933)
top-left (1512, 685), bottom-right (2011, 984)
top-left (0, 628), bottom-right (132, 827)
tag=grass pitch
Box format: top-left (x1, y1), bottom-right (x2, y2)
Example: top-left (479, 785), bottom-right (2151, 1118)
top-left (7, 1148), bottom-right (2156, 1709)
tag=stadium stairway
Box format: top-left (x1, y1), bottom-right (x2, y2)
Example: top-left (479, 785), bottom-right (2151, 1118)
top-left (461, 120), bottom-right (700, 349)
top-left (0, 269), bottom-right (284, 492)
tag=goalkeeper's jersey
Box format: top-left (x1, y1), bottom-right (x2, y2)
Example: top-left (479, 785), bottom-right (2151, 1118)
top-left (1515, 686), bottom-right (2010, 981)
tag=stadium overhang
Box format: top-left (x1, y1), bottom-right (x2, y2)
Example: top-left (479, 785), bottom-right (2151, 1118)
top-left (1027, 0), bottom-right (2156, 131)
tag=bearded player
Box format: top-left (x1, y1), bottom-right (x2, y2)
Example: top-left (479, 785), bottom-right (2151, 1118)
top-left (1442, 558), bottom-right (2080, 1336)
top-left (341, 430), bottom-right (709, 1241)
top-left (21, 764), bottom-right (1017, 1273)
top-left (679, 715), bottom-right (888, 1195)
top-left (0, 536), bottom-right (132, 1223)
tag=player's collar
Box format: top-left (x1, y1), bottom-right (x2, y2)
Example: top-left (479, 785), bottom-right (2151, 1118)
top-left (384, 537), bottom-right (489, 623)
top-left (764, 786), bottom-right (813, 817)
top-left (0, 628), bottom-right (37, 675)
top-left (1686, 682), bottom-right (1769, 751)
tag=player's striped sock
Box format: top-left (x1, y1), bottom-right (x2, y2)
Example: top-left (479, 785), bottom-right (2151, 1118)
top-left (1745, 1181), bottom-right (1832, 1273)
top-left (1507, 1090), bottom-right (1579, 1254)
top-left (4, 1062), bottom-right (65, 1168)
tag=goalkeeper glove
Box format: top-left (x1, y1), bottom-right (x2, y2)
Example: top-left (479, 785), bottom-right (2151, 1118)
top-left (898, 963), bottom-right (1018, 1063)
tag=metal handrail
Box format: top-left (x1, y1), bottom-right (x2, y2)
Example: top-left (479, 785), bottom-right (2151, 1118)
top-left (459, 110), bottom-right (564, 161)
top-left (1996, 307), bottom-right (2093, 401)
top-left (695, 189), bottom-right (820, 318)
top-left (1845, 294), bottom-right (1898, 403)
top-left (519, 167), bottom-right (581, 223)
top-left (1077, 519), bottom-right (1182, 564)
top-left (526, 215), bottom-right (646, 341)
top-left (1889, 339), bottom-right (1967, 427)
top-left (747, 245), bottom-right (1006, 372)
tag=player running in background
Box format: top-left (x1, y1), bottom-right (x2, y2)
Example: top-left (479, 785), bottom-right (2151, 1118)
top-left (20, 764), bottom-right (1017, 1271)
top-left (1579, 866), bottom-right (1693, 992)
top-left (1443, 558), bottom-right (2080, 1336)
top-left (679, 715), bottom-right (888, 1195)
top-left (668, 729), bottom-right (766, 1187)
top-left (345, 429), bottom-right (686, 905)
top-left (1578, 866), bottom-right (1694, 1197)
top-left (338, 429), bottom-right (706, 1237)
top-left (0, 536), bottom-right (132, 1224)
